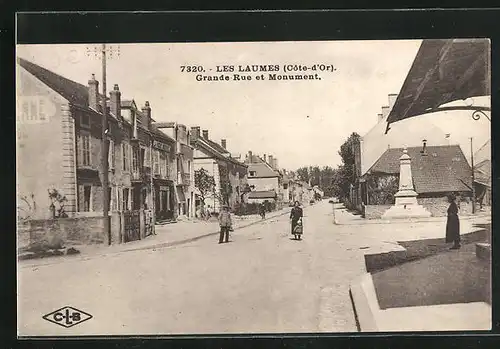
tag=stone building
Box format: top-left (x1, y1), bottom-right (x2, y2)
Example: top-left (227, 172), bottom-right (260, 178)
top-left (155, 122), bottom-right (195, 218)
top-left (191, 127), bottom-right (248, 214)
top-left (244, 152), bottom-right (284, 206)
top-left (16, 57), bottom-right (169, 244)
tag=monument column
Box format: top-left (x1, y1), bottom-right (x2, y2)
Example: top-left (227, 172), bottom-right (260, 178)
top-left (382, 148), bottom-right (431, 219)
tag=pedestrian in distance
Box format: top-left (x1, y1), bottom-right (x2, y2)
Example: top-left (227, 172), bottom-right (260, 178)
top-left (218, 205), bottom-right (233, 244)
top-left (259, 202), bottom-right (266, 219)
top-left (445, 193), bottom-right (461, 250)
top-left (290, 201), bottom-right (303, 240)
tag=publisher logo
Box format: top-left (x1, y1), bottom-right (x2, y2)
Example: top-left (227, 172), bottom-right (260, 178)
top-left (43, 306), bottom-right (92, 328)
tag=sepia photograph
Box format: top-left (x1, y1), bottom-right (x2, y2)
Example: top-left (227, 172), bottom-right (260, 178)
top-left (16, 37), bottom-right (491, 336)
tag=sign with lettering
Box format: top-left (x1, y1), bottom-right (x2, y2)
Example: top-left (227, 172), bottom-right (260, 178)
top-left (159, 186), bottom-right (170, 191)
top-left (153, 140), bottom-right (171, 152)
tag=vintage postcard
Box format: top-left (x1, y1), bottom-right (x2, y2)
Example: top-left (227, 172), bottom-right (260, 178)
top-left (16, 38), bottom-right (491, 336)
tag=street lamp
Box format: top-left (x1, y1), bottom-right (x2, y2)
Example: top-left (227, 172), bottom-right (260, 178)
top-left (86, 44), bottom-right (120, 245)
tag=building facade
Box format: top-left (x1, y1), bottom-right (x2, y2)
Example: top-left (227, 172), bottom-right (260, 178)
top-left (244, 152), bottom-right (283, 206)
top-left (17, 58), bottom-right (174, 243)
top-left (191, 127), bottom-right (248, 214)
top-left (155, 122), bottom-right (195, 218)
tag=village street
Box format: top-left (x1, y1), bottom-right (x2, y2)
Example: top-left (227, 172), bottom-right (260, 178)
top-left (18, 200), bottom-right (372, 336)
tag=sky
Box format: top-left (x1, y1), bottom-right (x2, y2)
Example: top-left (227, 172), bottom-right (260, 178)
top-left (17, 40), bottom-right (426, 170)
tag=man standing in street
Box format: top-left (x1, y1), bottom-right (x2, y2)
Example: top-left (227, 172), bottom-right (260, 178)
top-left (218, 205), bottom-right (233, 244)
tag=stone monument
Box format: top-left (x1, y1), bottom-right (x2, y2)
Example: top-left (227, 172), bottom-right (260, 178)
top-left (382, 148), bottom-right (431, 219)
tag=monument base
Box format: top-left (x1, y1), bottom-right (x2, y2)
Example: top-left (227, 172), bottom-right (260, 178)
top-left (381, 203), bottom-right (431, 219)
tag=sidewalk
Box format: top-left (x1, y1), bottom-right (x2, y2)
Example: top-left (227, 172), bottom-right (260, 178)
top-left (350, 242), bottom-right (491, 332)
top-left (19, 207), bottom-right (291, 268)
top-left (334, 205), bottom-right (491, 226)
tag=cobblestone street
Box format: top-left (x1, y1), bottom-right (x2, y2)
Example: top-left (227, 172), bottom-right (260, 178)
top-left (18, 201), bottom-right (369, 335)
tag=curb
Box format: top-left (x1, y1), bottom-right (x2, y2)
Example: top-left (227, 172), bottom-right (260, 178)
top-left (123, 209), bottom-right (290, 253)
top-left (334, 211), bottom-right (489, 226)
top-left (20, 209), bottom-right (292, 267)
top-left (349, 273), bottom-right (379, 332)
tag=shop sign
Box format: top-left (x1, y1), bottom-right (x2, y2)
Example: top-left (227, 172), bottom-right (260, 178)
top-left (153, 140), bottom-right (170, 152)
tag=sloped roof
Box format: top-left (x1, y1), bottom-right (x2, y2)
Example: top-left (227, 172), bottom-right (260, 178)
top-left (248, 162), bottom-right (279, 178)
top-left (367, 145), bottom-right (472, 194)
top-left (192, 137), bottom-right (247, 168)
top-left (360, 112), bottom-right (446, 176)
top-left (386, 39), bottom-right (490, 132)
top-left (18, 57), bottom-right (105, 109)
top-left (474, 159), bottom-right (491, 187)
top-left (151, 124), bottom-right (176, 143)
top-left (248, 190), bottom-right (277, 199)
top-left (474, 139), bottom-right (491, 164)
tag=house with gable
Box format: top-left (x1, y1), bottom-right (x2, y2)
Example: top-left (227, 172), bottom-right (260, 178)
top-left (190, 127), bottom-right (248, 214)
top-left (361, 142), bottom-right (473, 218)
top-left (351, 93), bottom-right (448, 211)
top-left (243, 152), bottom-right (284, 206)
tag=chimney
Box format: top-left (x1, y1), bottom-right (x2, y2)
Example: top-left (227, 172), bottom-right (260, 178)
top-left (221, 139), bottom-right (227, 149)
top-left (141, 101), bottom-right (152, 130)
top-left (269, 155), bottom-right (274, 168)
top-left (381, 106), bottom-right (390, 119)
top-left (110, 84), bottom-right (121, 119)
top-left (191, 126), bottom-right (200, 141)
top-left (264, 154), bottom-right (267, 163)
top-left (88, 74), bottom-right (99, 110)
top-left (202, 129), bottom-right (209, 140)
top-left (388, 93), bottom-right (398, 110)
top-left (377, 113), bottom-right (384, 122)
top-left (421, 139), bottom-right (428, 156)
top-left (274, 158), bottom-right (279, 169)
top-left (248, 151), bottom-right (253, 163)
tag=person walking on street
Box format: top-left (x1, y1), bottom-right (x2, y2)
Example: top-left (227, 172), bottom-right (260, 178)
top-left (259, 202), bottom-right (266, 219)
top-left (290, 201), bottom-right (303, 240)
top-left (445, 193), bottom-right (461, 250)
top-left (218, 205), bottom-right (233, 244)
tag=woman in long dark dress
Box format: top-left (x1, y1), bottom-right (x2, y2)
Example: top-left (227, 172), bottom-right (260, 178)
top-left (290, 201), bottom-right (303, 240)
top-left (445, 194), bottom-right (461, 249)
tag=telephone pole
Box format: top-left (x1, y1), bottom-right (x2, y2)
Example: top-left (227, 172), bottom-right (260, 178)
top-left (87, 44), bottom-right (120, 245)
top-left (470, 137), bottom-right (476, 214)
top-left (101, 44), bottom-right (110, 245)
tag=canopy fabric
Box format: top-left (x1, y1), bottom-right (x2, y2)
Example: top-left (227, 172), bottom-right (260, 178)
top-left (386, 39), bottom-right (490, 133)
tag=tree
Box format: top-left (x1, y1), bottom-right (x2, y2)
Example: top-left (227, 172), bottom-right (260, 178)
top-left (216, 164), bottom-right (233, 206)
top-left (296, 167), bottom-right (309, 182)
top-left (194, 168), bottom-right (216, 206)
top-left (333, 132), bottom-right (361, 200)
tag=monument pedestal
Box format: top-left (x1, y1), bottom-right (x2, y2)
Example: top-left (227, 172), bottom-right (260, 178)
top-left (381, 148), bottom-right (431, 219)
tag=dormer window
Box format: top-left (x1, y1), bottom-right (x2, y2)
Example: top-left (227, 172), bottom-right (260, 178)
top-left (249, 171), bottom-right (256, 177)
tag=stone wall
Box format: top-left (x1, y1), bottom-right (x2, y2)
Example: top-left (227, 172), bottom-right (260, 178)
top-left (364, 198), bottom-right (473, 219)
top-left (27, 216), bottom-right (106, 246)
top-left (364, 205), bottom-right (392, 219)
top-left (418, 197), bottom-right (473, 217)
top-left (20, 212), bottom-right (128, 248)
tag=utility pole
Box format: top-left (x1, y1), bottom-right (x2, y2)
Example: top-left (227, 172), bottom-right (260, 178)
top-left (470, 137), bottom-right (476, 214)
top-left (101, 44), bottom-right (110, 245)
top-left (87, 44), bottom-right (120, 245)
